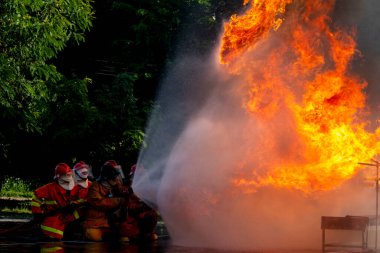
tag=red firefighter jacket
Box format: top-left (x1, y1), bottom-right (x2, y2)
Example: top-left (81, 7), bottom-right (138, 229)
top-left (31, 181), bottom-right (81, 239)
top-left (72, 181), bottom-right (92, 217)
top-left (31, 181), bottom-right (80, 215)
top-left (82, 181), bottom-right (125, 228)
top-left (77, 181), bottom-right (92, 200)
top-left (70, 181), bottom-right (92, 204)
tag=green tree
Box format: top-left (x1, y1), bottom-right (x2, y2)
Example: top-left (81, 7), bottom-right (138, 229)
top-left (89, 72), bottom-right (148, 164)
top-left (0, 0), bottom-right (94, 132)
top-left (0, 0), bottom-right (245, 181)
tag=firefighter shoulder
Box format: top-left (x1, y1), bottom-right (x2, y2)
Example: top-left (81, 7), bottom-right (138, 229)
top-left (82, 160), bottom-right (128, 241)
top-left (70, 161), bottom-right (93, 219)
top-left (31, 163), bottom-right (81, 240)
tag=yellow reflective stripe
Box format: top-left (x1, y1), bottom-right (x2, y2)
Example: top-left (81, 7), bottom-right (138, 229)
top-left (31, 201), bottom-right (41, 207)
top-left (44, 200), bottom-right (58, 205)
top-left (41, 247), bottom-right (63, 253)
top-left (72, 199), bottom-right (86, 204)
top-left (32, 195), bottom-right (42, 204)
top-left (73, 210), bottom-right (80, 219)
top-left (40, 225), bottom-right (63, 236)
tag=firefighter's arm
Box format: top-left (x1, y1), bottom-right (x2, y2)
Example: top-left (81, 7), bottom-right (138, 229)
top-left (31, 191), bottom-right (46, 223)
top-left (31, 186), bottom-right (59, 222)
top-left (87, 183), bottom-right (126, 210)
top-left (69, 188), bottom-right (88, 210)
top-left (128, 193), bottom-right (143, 211)
top-left (34, 184), bottom-right (72, 216)
top-left (70, 198), bottom-right (86, 208)
top-left (31, 191), bottom-right (44, 214)
top-left (31, 186), bottom-right (59, 214)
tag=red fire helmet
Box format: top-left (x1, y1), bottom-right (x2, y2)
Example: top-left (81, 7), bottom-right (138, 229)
top-left (73, 161), bottom-right (90, 171)
top-left (104, 160), bottom-right (119, 168)
top-left (73, 161), bottom-right (91, 179)
top-left (54, 163), bottom-right (72, 179)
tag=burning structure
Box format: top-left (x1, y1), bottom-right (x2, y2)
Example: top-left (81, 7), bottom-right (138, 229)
top-left (133, 0), bottom-right (380, 251)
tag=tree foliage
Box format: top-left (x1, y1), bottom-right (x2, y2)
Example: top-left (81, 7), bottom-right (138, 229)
top-left (0, 0), bottom-right (93, 131)
top-left (0, 0), bottom-right (244, 182)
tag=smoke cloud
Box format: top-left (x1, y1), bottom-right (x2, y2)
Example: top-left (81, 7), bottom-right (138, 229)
top-left (133, 1), bottom-right (380, 250)
top-left (334, 0), bottom-right (380, 126)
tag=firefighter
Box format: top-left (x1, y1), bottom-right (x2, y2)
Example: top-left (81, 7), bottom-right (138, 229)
top-left (83, 160), bottom-right (158, 242)
top-left (31, 163), bottom-right (81, 240)
top-left (125, 163), bottom-right (158, 241)
top-left (63, 161), bottom-right (93, 239)
top-left (72, 161), bottom-right (92, 200)
top-left (82, 160), bottom-right (128, 241)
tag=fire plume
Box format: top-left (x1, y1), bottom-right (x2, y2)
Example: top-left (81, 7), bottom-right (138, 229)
top-left (219, 0), bottom-right (292, 64)
top-left (219, 0), bottom-right (380, 193)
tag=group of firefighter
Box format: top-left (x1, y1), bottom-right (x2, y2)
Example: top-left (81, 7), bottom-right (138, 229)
top-left (31, 160), bottom-right (158, 242)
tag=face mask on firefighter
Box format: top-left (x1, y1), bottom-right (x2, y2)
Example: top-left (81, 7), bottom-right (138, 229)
top-left (74, 169), bottom-right (90, 188)
top-left (74, 169), bottom-right (88, 181)
top-left (57, 173), bottom-right (75, 190)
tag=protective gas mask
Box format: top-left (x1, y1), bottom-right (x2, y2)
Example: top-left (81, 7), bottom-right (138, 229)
top-left (74, 168), bottom-right (89, 188)
top-left (58, 173), bottom-right (75, 190)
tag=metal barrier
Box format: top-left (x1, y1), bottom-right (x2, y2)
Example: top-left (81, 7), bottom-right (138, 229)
top-left (321, 215), bottom-right (369, 252)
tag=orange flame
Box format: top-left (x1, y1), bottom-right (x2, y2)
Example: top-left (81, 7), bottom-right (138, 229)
top-left (220, 0), bottom-right (292, 64)
top-left (219, 0), bottom-right (380, 193)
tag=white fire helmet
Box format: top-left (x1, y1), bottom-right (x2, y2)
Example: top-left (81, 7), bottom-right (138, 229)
top-left (73, 161), bottom-right (92, 188)
top-left (54, 163), bottom-right (75, 190)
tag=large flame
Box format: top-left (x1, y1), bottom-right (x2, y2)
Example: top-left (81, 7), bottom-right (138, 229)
top-left (219, 0), bottom-right (380, 194)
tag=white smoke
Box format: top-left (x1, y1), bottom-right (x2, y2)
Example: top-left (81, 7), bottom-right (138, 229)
top-left (133, 1), bottom-right (380, 250)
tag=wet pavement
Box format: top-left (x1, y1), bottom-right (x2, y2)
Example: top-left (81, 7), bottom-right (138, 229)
top-left (0, 219), bottom-right (173, 253)
top-left (1, 235), bottom-right (374, 253)
top-left (0, 240), bottom-right (325, 253)
top-left (0, 220), bottom-right (370, 253)
top-left (0, 239), bottom-right (170, 253)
